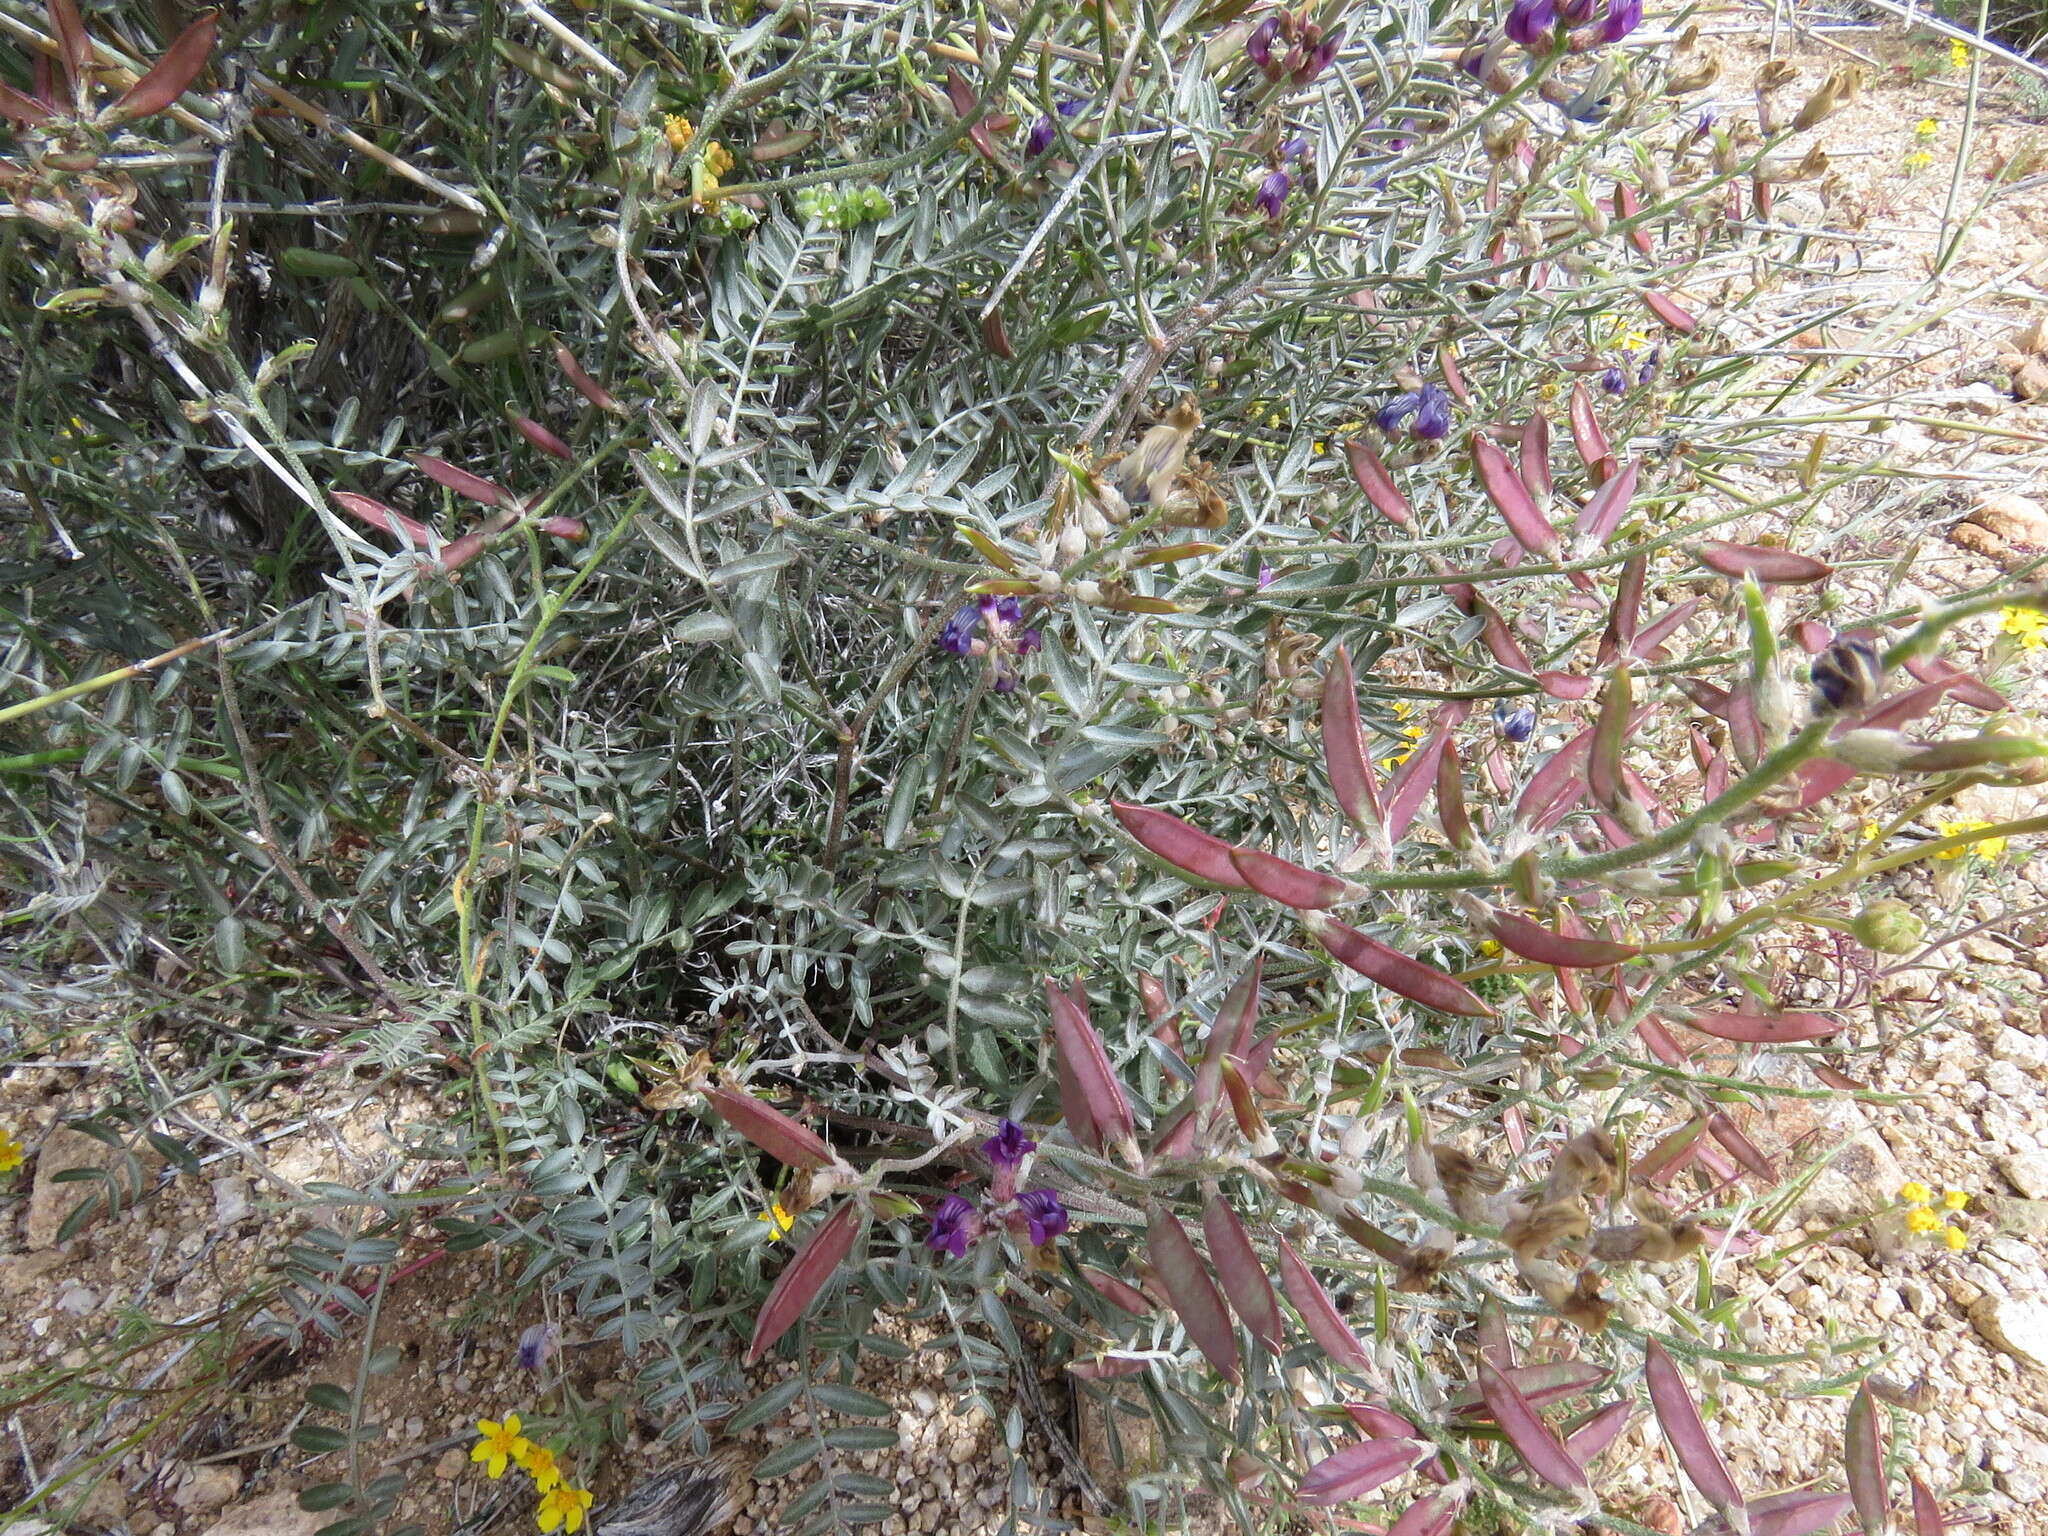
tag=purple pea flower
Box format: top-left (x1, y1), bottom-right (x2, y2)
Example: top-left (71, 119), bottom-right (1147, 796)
top-left (516, 1323), bottom-right (559, 1372)
top-left (927, 1194), bottom-right (981, 1258)
top-left (1255, 168), bottom-right (1291, 220)
top-left (1601, 0), bottom-right (1643, 42)
top-left (1494, 698), bottom-right (1539, 743)
top-left (1016, 1188), bottom-right (1070, 1246)
top-left (1295, 26), bottom-right (1342, 83)
top-left (1246, 15), bottom-right (1280, 71)
top-left (1637, 345), bottom-right (1662, 386)
top-left (1505, 0), bottom-right (1558, 48)
top-left (982, 1117), bottom-right (1036, 1200)
top-left (1691, 110), bottom-right (1717, 143)
top-left (1025, 116), bottom-right (1055, 157)
top-left (1280, 135), bottom-right (1310, 161)
top-left (1376, 392), bottom-right (1420, 433)
top-left (1410, 383), bottom-right (1453, 441)
top-left (939, 604), bottom-right (982, 655)
top-left (1560, 0), bottom-right (1598, 19)
top-left (1602, 365), bottom-right (1628, 395)
top-left (1058, 96), bottom-right (1088, 118)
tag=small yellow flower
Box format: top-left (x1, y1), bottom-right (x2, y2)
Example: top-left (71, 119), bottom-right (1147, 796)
top-left (757, 1200), bottom-right (794, 1240)
top-left (519, 1444), bottom-right (563, 1493)
top-left (1906, 1206), bottom-right (1943, 1234)
top-left (1950, 38), bottom-right (1970, 69)
top-left (1478, 939), bottom-right (1504, 958)
top-left (472, 1416), bottom-right (531, 1479)
top-left (2000, 606), bottom-right (2048, 650)
top-left (1935, 818), bottom-right (2004, 860)
top-left (1903, 150), bottom-right (1935, 173)
top-left (1914, 117), bottom-right (1939, 139)
top-left (664, 115), bottom-right (695, 153)
top-left (537, 1485), bottom-right (594, 1535)
top-left (1944, 1224), bottom-right (1968, 1251)
top-left (1859, 819), bottom-right (1882, 843)
top-left (704, 141), bottom-right (735, 179)
top-left (0, 1129), bottom-right (23, 1174)
top-left (1897, 1181), bottom-right (1931, 1206)
top-left (1943, 1190), bottom-right (1969, 1211)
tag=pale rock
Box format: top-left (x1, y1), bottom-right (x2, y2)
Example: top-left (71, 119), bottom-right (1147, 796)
top-left (1985, 1060), bottom-right (2032, 1100)
top-left (1971, 1296), bottom-right (2048, 1372)
top-left (61, 1479), bottom-right (126, 1529)
top-left (173, 1465), bottom-right (244, 1514)
top-left (1992, 1028), bottom-right (2048, 1071)
top-left (1971, 492), bottom-right (2048, 546)
top-left (2001, 1153), bottom-right (2048, 1201)
top-left (54, 1279), bottom-right (99, 1316)
top-left (212, 1176), bottom-right (253, 1226)
top-left (433, 1448), bottom-right (467, 1481)
top-left (0, 1250), bottom-right (67, 1300)
top-left (1757, 1094), bottom-right (1908, 1227)
top-left (194, 1489), bottom-right (326, 1536)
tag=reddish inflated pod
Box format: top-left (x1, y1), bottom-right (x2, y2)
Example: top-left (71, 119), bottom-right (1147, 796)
top-left (1110, 801), bottom-right (1250, 890)
top-left (412, 452), bottom-right (509, 508)
top-left (1692, 540), bottom-right (1832, 585)
top-left (512, 412), bottom-right (574, 460)
top-left (745, 1201), bottom-right (863, 1363)
top-left (104, 11), bottom-right (218, 123)
top-left (553, 342), bottom-right (619, 412)
top-left (1568, 381), bottom-right (1616, 485)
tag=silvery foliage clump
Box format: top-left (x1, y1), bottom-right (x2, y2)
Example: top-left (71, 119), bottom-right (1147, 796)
top-left (3, 0), bottom-right (2039, 1529)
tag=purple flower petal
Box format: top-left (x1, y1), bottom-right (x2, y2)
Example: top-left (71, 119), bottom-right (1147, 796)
top-left (1493, 699), bottom-right (1538, 743)
top-left (1601, 0), bottom-right (1643, 42)
top-left (927, 1194), bottom-right (980, 1257)
top-left (1256, 168), bottom-right (1291, 220)
top-left (1376, 392), bottom-right (1420, 433)
top-left (1411, 383), bottom-right (1453, 441)
top-left (1505, 0), bottom-right (1558, 48)
top-left (1602, 366), bottom-right (1627, 395)
top-left (940, 605), bottom-right (981, 655)
top-left (1017, 1188), bottom-right (1070, 1246)
top-left (1246, 15), bottom-right (1280, 70)
top-left (517, 1322), bottom-right (559, 1371)
top-left (981, 1119), bottom-right (1037, 1171)
top-left (1024, 116), bottom-right (1054, 157)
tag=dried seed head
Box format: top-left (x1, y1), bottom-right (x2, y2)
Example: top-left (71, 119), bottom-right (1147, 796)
top-left (1543, 1128), bottom-right (1620, 1204)
top-left (1504, 1200), bottom-right (1591, 1264)
top-left (1757, 59), bottom-right (1800, 93)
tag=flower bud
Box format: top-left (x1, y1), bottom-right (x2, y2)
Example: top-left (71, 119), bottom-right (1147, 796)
top-left (1852, 899), bottom-right (1924, 955)
top-left (1810, 635), bottom-right (1882, 714)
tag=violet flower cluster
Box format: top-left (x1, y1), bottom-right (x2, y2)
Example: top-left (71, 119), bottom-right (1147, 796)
top-left (1022, 96), bottom-right (1088, 159)
top-left (1376, 381), bottom-right (1454, 442)
top-left (1244, 10), bottom-right (1343, 86)
top-left (939, 595), bottom-right (1042, 692)
top-left (925, 1119), bottom-right (1071, 1258)
top-left (1505, 0), bottom-right (1643, 49)
top-left (1254, 136), bottom-right (1313, 221)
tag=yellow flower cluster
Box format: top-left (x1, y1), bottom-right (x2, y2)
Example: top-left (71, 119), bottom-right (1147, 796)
top-left (1897, 1182), bottom-right (1969, 1251)
top-left (473, 1415), bottom-right (595, 1533)
top-left (758, 1200), bottom-right (795, 1240)
top-left (1902, 150), bottom-right (1935, 173)
top-left (0, 1128), bottom-right (23, 1174)
top-left (2001, 606), bottom-right (2048, 651)
top-left (1934, 818), bottom-right (2005, 861)
top-left (1950, 38), bottom-right (1971, 69)
top-left (662, 116), bottom-right (737, 210)
top-left (1379, 720), bottom-right (1426, 771)
top-left (1914, 118), bottom-right (1939, 140)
